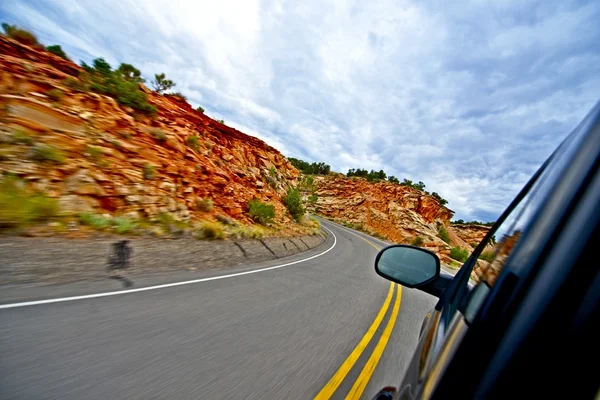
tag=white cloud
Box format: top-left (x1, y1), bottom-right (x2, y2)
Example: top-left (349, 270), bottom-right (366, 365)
top-left (2, 0), bottom-right (599, 220)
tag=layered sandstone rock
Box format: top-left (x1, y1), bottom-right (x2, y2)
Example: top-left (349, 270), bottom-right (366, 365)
top-left (310, 175), bottom-right (492, 263)
top-left (310, 175), bottom-right (456, 259)
top-left (0, 36), bottom-right (298, 225)
top-left (450, 224), bottom-right (492, 248)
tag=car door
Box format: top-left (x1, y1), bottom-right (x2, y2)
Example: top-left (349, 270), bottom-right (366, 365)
top-left (397, 100), bottom-right (600, 400)
top-left (399, 183), bottom-right (539, 400)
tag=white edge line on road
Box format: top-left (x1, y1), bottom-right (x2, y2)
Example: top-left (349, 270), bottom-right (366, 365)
top-left (0, 226), bottom-right (338, 310)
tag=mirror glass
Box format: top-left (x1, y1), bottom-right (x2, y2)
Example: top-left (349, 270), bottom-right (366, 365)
top-left (376, 246), bottom-right (439, 286)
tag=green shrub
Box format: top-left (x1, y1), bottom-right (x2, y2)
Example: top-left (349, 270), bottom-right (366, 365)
top-left (411, 236), bottom-right (424, 247)
top-left (149, 128), bottom-right (167, 142)
top-left (81, 58), bottom-right (157, 116)
top-left (217, 119), bottom-right (225, 124)
top-left (2, 23), bottom-right (39, 46)
top-left (431, 191), bottom-right (448, 206)
top-left (196, 106), bottom-right (204, 113)
top-left (46, 44), bottom-right (69, 60)
top-left (308, 193), bottom-right (318, 204)
top-left (284, 187), bottom-right (304, 221)
top-left (216, 214), bottom-right (233, 225)
top-left (479, 250), bottom-right (496, 262)
top-left (62, 77), bottom-right (86, 91)
top-left (269, 167), bottom-right (277, 177)
top-left (158, 212), bottom-right (174, 228)
top-left (267, 176), bottom-right (277, 189)
top-left (449, 247), bottom-right (469, 262)
top-left (113, 217), bottom-right (135, 234)
top-left (78, 212), bottom-right (111, 230)
top-left (229, 225), bottom-right (265, 239)
top-left (298, 175), bottom-right (316, 192)
top-left (245, 226), bottom-right (265, 239)
top-left (288, 158), bottom-right (331, 175)
top-left (186, 135), bottom-right (200, 151)
top-left (143, 164), bottom-right (156, 180)
top-left (116, 63), bottom-right (144, 83)
top-left (12, 130), bottom-right (34, 145)
top-left (195, 198), bottom-right (213, 212)
top-left (248, 199), bottom-right (275, 225)
top-left (200, 220), bottom-right (225, 239)
top-left (86, 146), bottom-right (103, 162)
top-left (309, 216), bottom-right (320, 229)
top-left (46, 89), bottom-right (64, 102)
top-left (438, 226), bottom-right (450, 244)
top-left (0, 177), bottom-right (58, 228)
top-left (31, 144), bottom-right (65, 164)
top-left (170, 92), bottom-right (187, 101)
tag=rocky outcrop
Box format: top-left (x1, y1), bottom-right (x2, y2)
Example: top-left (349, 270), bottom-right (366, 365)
top-left (0, 36), bottom-right (299, 225)
top-left (311, 175), bottom-right (458, 260)
top-left (450, 224), bottom-right (492, 248)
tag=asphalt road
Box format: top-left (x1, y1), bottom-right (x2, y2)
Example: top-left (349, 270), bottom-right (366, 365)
top-left (0, 220), bottom-right (437, 399)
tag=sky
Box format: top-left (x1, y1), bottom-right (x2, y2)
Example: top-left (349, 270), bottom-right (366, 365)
top-left (1, 0), bottom-right (599, 221)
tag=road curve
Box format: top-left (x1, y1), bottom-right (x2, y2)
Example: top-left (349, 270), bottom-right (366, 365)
top-left (0, 220), bottom-right (436, 399)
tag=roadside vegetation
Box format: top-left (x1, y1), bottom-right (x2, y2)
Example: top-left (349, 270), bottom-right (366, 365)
top-left (438, 226), bottom-right (451, 244)
top-left (449, 246), bottom-right (469, 262)
top-left (478, 250), bottom-right (496, 262)
top-left (195, 198), bottom-right (213, 212)
top-left (411, 236), bottom-right (424, 246)
top-left (284, 188), bottom-right (304, 221)
top-left (0, 176), bottom-right (58, 229)
top-left (248, 199), bottom-right (275, 225)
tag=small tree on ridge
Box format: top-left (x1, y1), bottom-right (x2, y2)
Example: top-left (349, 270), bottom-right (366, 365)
top-left (151, 73), bottom-right (175, 93)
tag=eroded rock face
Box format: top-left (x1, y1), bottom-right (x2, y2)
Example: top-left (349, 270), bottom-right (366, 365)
top-left (312, 175), bottom-right (456, 259)
top-left (0, 36), bottom-right (299, 224)
top-left (450, 224), bottom-right (492, 248)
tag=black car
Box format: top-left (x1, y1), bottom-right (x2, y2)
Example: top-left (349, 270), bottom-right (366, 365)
top-left (372, 101), bottom-right (599, 399)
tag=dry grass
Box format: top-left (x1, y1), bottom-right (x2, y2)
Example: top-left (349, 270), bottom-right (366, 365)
top-left (198, 220), bottom-right (225, 240)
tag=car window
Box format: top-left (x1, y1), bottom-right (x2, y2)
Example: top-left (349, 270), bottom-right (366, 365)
top-left (442, 188), bottom-right (533, 322)
top-left (448, 106), bottom-right (597, 324)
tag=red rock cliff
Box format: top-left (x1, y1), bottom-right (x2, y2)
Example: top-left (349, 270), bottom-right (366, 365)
top-left (450, 224), bottom-right (492, 248)
top-left (312, 175), bottom-right (457, 256)
top-left (0, 36), bottom-right (299, 225)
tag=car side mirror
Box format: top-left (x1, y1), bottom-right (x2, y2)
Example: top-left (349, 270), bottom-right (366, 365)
top-left (375, 245), bottom-right (451, 297)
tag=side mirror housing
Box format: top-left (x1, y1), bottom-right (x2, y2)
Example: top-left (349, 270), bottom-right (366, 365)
top-left (375, 245), bottom-right (451, 298)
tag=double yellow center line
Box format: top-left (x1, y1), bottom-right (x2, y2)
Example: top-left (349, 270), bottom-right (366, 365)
top-left (315, 234), bottom-right (402, 400)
